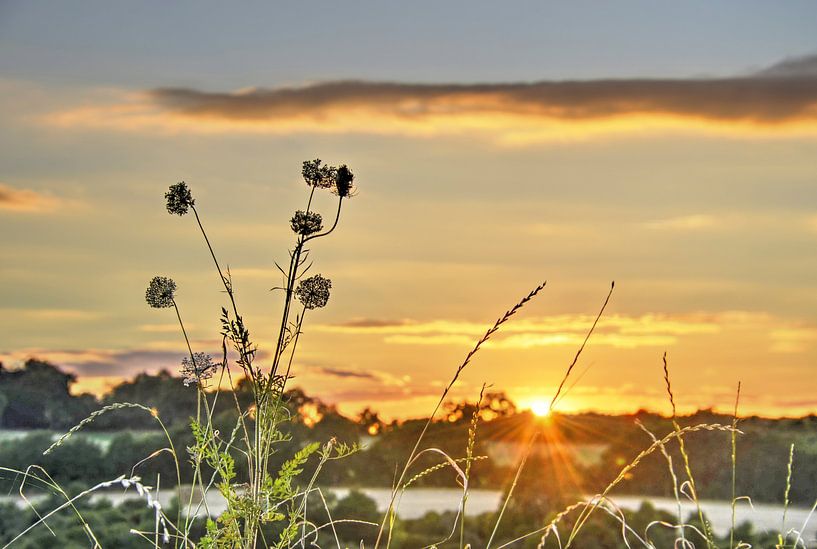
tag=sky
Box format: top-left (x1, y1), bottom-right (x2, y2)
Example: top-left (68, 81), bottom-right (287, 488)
top-left (1, 1), bottom-right (817, 419)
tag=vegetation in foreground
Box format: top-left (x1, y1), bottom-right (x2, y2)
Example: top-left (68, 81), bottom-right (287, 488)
top-left (1, 160), bottom-right (813, 548)
top-left (0, 488), bottom-right (787, 548)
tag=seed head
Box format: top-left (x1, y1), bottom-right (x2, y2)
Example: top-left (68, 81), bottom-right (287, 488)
top-left (290, 210), bottom-right (323, 236)
top-left (145, 276), bottom-right (176, 308)
top-left (295, 274), bottom-right (332, 310)
top-left (165, 182), bottom-right (195, 215)
top-left (181, 352), bottom-right (217, 387)
top-left (302, 159), bottom-right (336, 189)
top-left (334, 165), bottom-right (355, 198)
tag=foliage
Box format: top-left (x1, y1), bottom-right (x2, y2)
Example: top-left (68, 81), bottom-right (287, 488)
top-left (3, 157), bottom-right (815, 549)
top-left (0, 359), bottom-right (96, 429)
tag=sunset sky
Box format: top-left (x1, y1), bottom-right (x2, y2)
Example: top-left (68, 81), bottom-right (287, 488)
top-left (1, 2), bottom-right (817, 419)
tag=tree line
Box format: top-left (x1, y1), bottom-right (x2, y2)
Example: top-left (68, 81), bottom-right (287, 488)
top-left (2, 359), bottom-right (817, 508)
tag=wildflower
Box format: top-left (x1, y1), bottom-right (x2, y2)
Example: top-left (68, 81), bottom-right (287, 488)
top-left (295, 274), bottom-right (332, 309)
top-left (165, 181), bottom-right (194, 215)
top-left (290, 210), bottom-right (323, 236)
top-left (302, 159), bottom-right (336, 189)
top-left (180, 352), bottom-right (217, 386)
top-left (334, 165), bottom-right (355, 198)
top-left (145, 276), bottom-right (176, 308)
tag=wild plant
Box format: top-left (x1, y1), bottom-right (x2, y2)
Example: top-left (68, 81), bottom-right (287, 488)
top-left (5, 159), bottom-right (359, 549)
top-left (6, 158), bottom-right (816, 549)
top-left (149, 161), bottom-right (359, 548)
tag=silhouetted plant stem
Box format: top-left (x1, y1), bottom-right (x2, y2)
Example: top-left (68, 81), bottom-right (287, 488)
top-left (191, 205), bottom-right (257, 383)
top-left (780, 443), bottom-right (795, 547)
top-left (305, 185), bottom-right (317, 213)
top-left (487, 431), bottom-right (539, 549)
top-left (270, 238), bottom-right (304, 380)
top-left (170, 300), bottom-right (212, 542)
top-left (268, 197), bottom-right (341, 388)
top-left (662, 352), bottom-right (714, 549)
top-left (460, 383), bottom-right (487, 548)
top-left (304, 197), bottom-right (343, 243)
top-left (549, 281), bottom-right (614, 413)
top-left (374, 281), bottom-right (547, 548)
top-left (730, 381), bottom-right (741, 549)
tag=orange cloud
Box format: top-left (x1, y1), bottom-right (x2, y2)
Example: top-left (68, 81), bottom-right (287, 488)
top-left (0, 308), bottom-right (103, 321)
top-left (42, 55), bottom-right (817, 143)
top-left (315, 311), bottom-right (815, 353)
top-left (643, 214), bottom-right (719, 231)
top-left (0, 183), bottom-right (64, 213)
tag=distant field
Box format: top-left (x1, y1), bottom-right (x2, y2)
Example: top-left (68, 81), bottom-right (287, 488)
top-left (0, 430), bottom-right (162, 452)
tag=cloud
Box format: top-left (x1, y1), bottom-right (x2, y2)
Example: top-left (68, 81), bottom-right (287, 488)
top-left (301, 384), bottom-right (442, 406)
top-left (0, 347), bottom-right (203, 380)
top-left (338, 318), bottom-right (411, 328)
top-left (0, 308), bottom-right (103, 321)
top-left (643, 214), bottom-right (718, 231)
top-left (300, 362), bottom-right (409, 387)
top-left (382, 332), bottom-right (677, 349)
top-left (316, 313), bottom-right (728, 337)
top-left (309, 365), bottom-right (379, 380)
top-left (0, 183), bottom-right (65, 213)
top-left (769, 328), bottom-right (817, 353)
top-left (138, 323), bottom-right (195, 333)
top-left (43, 55), bottom-right (817, 143)
top-left (754, 54), bottom-right (817, 78)
top-left (315, 311), bottom-right (816, 352)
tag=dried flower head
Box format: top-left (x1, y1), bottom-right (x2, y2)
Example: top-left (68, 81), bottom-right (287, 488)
top-left (295, 274), bottom-right (332, 310)
top-left (302, 159), bottom-right (336, 189)
top-left (334, 165), bottom-right (355, 198)
top-left (145, 276), bottom-right (176, 308)
top-left (181, 352), bottom-right (217, 387)
top-left (165, 182), bottom-right (195, 215)
top-left (290, 210), bottom-right (323, 236)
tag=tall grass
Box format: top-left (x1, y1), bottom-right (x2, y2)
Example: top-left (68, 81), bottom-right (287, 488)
top-left (6, 159), bottom-right (813, 549)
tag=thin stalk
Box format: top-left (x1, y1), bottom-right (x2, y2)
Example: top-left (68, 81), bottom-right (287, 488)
top-left (305, 185), bottom-right (317, 213)
top-left (260, 198), bottom-right (344, 508)
top-left (6, 475), bottom-right (143, 546)
top-left (172, 301), bottom-right (195, 364)
top-left (299, 441), bottom-right (334, 549)
top-left (152, 413), bottom-right (184, 547)
top-left (264, 309), bottom-right (307, 462)
top-left (183, 392), bottom-right (203, 539)
top-left (636, 420), bottom-right (684, 543)
top-left (373, 281), bottom-right (547, 548)
top-left (171, 300), bottom-right (216, 543)
top-left (267, 198), bottom-right (343, 384)
top-left (549, 281), bottom-right (614, 413)
top-left (171, 299), bottom-right (199, 542)
top-left (460, 384), bottom-right (487, 548)
top-left (486, 431), bottom-right (539, 548)
top-left (12, 465), bottom-right (102, 548)
top-left (730, 382), bottom-right (741, 549)
top-left (662, 352), bottom-right (713, 549)
top-left (304, 197), bottom-right (343, 243)
top-left (191, 205), bottom-right (256, 381)
top-left (779, 443), bottom-right (795, 547)
top-left (270, 238), bottom-right (304, 379)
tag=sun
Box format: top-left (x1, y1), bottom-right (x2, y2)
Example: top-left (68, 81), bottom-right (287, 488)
top-left (530, 400), bottom-right (551, 418)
